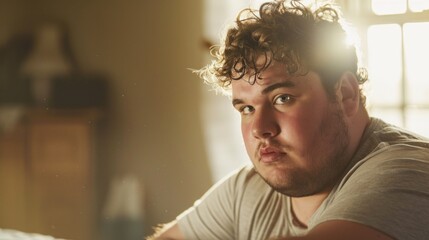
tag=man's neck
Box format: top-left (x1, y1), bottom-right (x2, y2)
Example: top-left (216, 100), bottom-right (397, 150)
top-left (291, 191), bottom-right (330, 227)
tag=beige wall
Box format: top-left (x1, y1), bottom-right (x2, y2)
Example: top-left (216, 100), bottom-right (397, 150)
top-left (0, 0), bottom-right (213, 236)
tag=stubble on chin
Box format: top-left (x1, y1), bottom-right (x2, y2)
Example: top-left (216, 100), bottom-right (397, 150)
top-left (255, 168), bottom-right (304, 196)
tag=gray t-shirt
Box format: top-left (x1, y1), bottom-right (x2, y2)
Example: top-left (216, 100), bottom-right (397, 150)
top-left (177, 118), bottom-right (429, 240)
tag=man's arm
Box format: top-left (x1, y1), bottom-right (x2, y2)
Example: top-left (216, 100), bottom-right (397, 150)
top-left (145, 221), bottom-right (185, 240)
top-left (149, 219), bottom-right (395, 240)
top-left (272, 220), bottom-right (395, 240)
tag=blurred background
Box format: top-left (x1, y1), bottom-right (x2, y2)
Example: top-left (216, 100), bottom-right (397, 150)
top-left (0, 0), bottom-right (428, 239)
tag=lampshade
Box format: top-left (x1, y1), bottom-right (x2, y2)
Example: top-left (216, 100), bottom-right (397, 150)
top-left (21, 23), bottom-right (72, 105)
top-left (21, 23), bottom-right (71, 77)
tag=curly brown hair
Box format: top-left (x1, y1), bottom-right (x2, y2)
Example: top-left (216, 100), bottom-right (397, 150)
top-left (197, 0), bottom-right (368, 104)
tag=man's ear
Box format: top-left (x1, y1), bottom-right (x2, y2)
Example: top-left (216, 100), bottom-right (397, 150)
top-left (336, 72), bottom-right (360, 117)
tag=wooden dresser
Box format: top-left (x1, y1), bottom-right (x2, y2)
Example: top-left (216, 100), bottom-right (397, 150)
top-left (0, 108), bottom-right (101, 240)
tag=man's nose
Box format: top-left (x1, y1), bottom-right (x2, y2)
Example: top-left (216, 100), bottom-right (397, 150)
top-left (251, 107), bottom-right (280, 139)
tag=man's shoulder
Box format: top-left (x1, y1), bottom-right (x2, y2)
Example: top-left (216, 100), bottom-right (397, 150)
top-left (355, 118), bottom-right (429, 170)
top-left (315, 143), bottom-right (429, 240)
top-left (337, 143), bottom-right (429, 197)
top-left (363, 143), bottom-right (429, 167)
top-left (370, 118), bottom-right (429, 147)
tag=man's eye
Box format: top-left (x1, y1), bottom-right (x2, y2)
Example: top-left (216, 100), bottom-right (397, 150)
top-left (240, 106), bottom-right (254, 115)
top-left (274, 94), bottom-right (293, 105)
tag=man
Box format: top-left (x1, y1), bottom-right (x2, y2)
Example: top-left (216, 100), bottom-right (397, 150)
top-left (147, 0), bottom-right (429, 239)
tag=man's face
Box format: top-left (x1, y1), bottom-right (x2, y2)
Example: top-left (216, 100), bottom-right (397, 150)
top-left (231, 61), bottom-right (350, 197)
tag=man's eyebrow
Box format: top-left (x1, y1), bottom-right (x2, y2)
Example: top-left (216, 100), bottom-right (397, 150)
top-left (232, 98), bottom-right (244, 107)
top-left (262, 81), bottom-right (295, 95)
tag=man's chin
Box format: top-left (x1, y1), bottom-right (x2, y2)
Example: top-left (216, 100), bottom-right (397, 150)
top-left (258, 170), bottom-right (318, 197)
top-left (270, 186), bottom-right (316, 197)
top-left (257, 170), bottom-right (293, 194)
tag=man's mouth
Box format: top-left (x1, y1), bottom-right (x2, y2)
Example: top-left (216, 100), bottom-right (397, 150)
top-left (259, 146), bottom-right (286, 163)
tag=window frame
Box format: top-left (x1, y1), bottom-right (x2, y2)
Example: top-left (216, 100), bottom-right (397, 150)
top-left (340, 0), bottom-right (429, 133)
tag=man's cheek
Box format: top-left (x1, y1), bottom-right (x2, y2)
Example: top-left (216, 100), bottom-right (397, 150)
top-left (241, 124), bottom-right (252, 142)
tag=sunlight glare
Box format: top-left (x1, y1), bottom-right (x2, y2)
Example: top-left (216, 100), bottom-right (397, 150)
top-left (406, 109), bottom-right (429, 137)
top-left (403, 22), bottom-right (429, 106)
top-left (367, 24), bottom-right (402, 106)
top-left (369, 108), bottom-right (403, 127)
top-left (409, 0), bottom-right (429, 12)
top-left (372, 0), bottom-right (407, 15)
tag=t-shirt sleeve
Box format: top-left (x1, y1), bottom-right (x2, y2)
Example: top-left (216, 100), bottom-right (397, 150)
top-left (176, 165), bottom-right (252, 240)
top-left (311, 145), bottom-right (429, 240)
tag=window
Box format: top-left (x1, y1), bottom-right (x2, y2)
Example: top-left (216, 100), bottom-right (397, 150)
top-left (343, 0), bottom-right (429, 137)
top-left (372, 0), bottom-right (429, 14)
